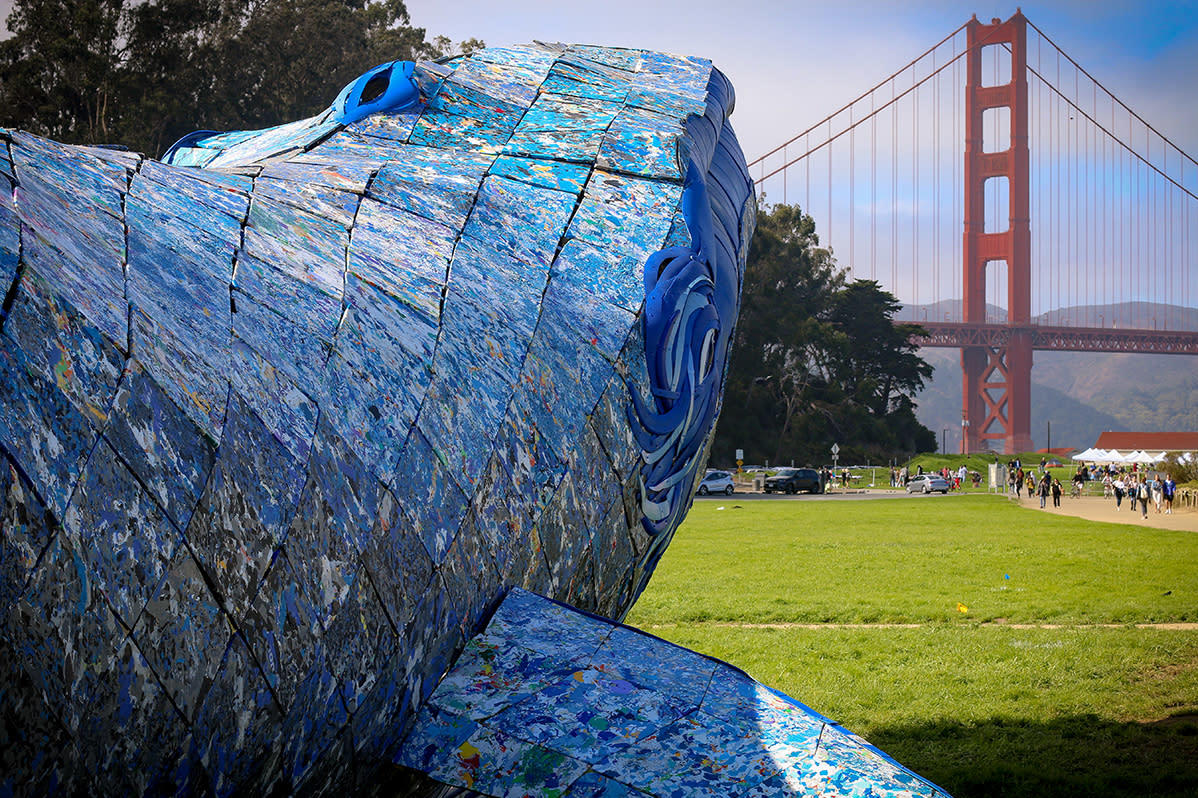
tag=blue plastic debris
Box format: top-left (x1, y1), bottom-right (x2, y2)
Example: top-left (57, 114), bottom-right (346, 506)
top-left (0, 42), bottom-right (947, 797)
top-left (400, 590), bottom-right (952, 797)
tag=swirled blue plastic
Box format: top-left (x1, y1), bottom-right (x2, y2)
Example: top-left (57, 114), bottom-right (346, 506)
top-left (628, 156), bottom-right (740, 579)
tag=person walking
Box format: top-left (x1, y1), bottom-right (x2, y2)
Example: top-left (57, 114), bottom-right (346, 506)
top-left (1051, 477), bottom-right (1062, 508)
top-left (1163, 475), bottom-right (1176, 514)
top-left (1137, 478), bottom-right (1150, 519)
top-left (1151, 475), bottom-right (1164, 513)
top-left (1113, 476), bottom-right (1125, 511)
top-left (1038, 473), bottom-right (1050, 508)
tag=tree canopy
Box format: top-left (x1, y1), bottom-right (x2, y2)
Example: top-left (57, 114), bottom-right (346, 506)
top-left (713, 203), bottom-right (936, 467)
top-left (0, 0), bottom-right (481, 155)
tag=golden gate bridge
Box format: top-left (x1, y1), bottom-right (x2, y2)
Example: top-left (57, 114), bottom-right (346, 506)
top-left (749, 11), bottom-right (1198, 454)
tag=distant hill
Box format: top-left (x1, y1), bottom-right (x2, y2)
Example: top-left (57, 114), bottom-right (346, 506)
top-left (905, 301), bottom-right (1198, 452)
top-left (898, 300), bottom-right (1198, 331)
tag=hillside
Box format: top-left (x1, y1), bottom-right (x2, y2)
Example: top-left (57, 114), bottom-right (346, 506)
top-left (907, 302), bottom-right (1198, 452)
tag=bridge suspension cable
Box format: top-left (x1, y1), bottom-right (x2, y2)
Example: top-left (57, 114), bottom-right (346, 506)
top-left (751, 12), bottom-right (1196, 334)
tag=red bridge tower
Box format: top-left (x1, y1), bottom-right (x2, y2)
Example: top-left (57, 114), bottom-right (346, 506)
top-left (961, 11), bottom-right (1033, 454)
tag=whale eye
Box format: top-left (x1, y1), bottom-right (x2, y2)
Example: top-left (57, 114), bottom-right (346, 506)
top-left (360, 67), bottom-right (393, 104)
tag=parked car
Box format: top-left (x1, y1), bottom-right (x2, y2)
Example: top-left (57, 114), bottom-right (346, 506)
top-left (906, 474), bottom-right (950, 494)
top-left (763, 467), bottom-right (822, 494)
top-left (697, 470), bottom-right (735, 496)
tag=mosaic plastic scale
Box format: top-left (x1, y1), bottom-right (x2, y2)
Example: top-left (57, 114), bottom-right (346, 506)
top-left (0, 43), bottom-right (949, 796)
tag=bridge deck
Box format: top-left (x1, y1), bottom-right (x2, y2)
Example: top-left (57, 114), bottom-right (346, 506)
top-left (914, 322), bottom-right (1198, 355)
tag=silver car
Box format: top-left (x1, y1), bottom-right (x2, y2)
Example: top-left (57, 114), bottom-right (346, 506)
top-left (906, 474), bottom-right (950, 494)
top-left (697, 470), bottom-right (735, 495)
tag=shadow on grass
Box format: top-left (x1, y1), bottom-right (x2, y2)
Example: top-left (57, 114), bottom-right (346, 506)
top-left (871, 713), bottom-right (1198, 798)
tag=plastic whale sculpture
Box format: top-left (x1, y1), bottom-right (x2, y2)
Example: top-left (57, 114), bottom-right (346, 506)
top-left (0, 43), bottom-right (950, 797)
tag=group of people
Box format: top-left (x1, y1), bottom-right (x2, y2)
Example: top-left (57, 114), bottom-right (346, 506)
top-left (1003, 458), bottom-right (1065, 505)
top-left (1006, 460), bottom-right (1035, 498)
top-left (888, 464), bottom-right (979, 490)
top-left (1107, 472), bottom-right (1177, 519)
top-left (1033, 472), bottom-right (1064, 508)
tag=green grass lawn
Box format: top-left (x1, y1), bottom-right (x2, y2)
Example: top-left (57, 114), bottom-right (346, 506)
top-left (625, 495), bottom-right (1198, 797)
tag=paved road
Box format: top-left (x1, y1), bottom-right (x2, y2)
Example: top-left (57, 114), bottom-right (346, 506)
top-left (694, 489), bottom-right (961, 502)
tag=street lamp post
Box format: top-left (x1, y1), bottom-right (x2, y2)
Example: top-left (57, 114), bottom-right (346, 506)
top-left (960, 412), bottom-right (970, 455)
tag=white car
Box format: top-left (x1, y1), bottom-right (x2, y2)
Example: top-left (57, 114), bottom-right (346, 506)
top-left (697, 470), bottom-right (735, 495)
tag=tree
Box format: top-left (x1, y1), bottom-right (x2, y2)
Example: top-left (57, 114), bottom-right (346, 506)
top-left (713, 203), bottom-right (936, 466)
top-left (717, 203), bottom-right (843, 464)
top-left (1, 0), bottom-right (477, 155)
top-left (0, 0), bottom-right (126, 143)
top-left (825, 281), bottom-right (933, 419)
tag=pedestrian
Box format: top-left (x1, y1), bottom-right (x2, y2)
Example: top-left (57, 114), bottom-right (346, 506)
top-left (1038, 474), bottom-right (1050, 508)
top-left (1137, 479), bottom-right (1150, 519)
top-left (1151, 475), bottom-right (1163, 513)
top-left (1015, 468), bottom-right (1023, 498)
top-left (1113, 476), bottom-right (1124, 511)
top-left (1051, 478), bottom-right (1062, 507)
top-left (1163, 474), bottom-right (1176, 514)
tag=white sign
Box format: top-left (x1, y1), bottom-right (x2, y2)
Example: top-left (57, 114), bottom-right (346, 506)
top-left (831, 443), bottom-right (840, 455)
top-left (735, 449), bottom-right (744, 461)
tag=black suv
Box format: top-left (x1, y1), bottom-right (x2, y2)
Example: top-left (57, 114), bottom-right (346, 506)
top-left (763, 468), bottom-right (823, 494)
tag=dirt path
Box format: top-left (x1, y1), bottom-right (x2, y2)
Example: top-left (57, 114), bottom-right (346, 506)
top-left (1013, 492), bottom-right (1198, 532)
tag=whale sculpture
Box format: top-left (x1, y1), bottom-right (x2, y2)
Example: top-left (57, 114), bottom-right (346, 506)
top-left (0, 43), bottom-right (949, 797)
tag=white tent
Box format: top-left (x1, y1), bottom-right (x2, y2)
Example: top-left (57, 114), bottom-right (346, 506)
top-left (1101, 449), bottom-right (1125, 463)
top-left (1071, 448), bottom-right (1096, 461)
top-left (1130, 450), bottom-right (1158, 464)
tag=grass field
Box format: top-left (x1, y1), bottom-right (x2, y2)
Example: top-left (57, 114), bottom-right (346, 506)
top-left (625, 494), bottom-right (1198, 797)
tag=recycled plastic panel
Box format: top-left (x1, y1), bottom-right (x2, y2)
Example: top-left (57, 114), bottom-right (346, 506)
top-left (399, 589), bottom-right (953, 798)
top-left (0, 41), bottom-right (956, 796)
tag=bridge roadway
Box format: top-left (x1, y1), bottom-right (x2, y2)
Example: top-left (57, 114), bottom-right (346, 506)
top-left (913, 322), bottom-right (1198, 355)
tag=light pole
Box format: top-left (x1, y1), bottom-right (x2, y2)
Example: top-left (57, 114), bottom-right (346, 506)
top-left (942, 428), bottom-right (948, 454)
top-left (960, 411), bottom-right (970, 455)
